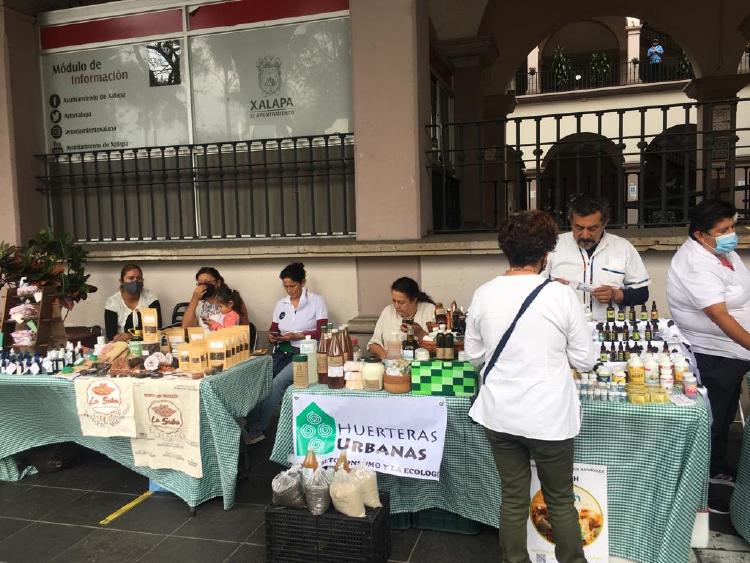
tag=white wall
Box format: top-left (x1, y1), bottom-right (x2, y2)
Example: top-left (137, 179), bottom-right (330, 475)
top-left (65, 258), bottom-right (360, 331)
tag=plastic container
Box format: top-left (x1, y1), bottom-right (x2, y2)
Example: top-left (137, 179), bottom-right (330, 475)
top-left (362, 358), bottom-right (385, 391)
top-left (299, 336), bottom-right (318, 385)
top-left (292, 355), bottom-right (309, 388)
top-left (265, 492), bottom-right (391, 563)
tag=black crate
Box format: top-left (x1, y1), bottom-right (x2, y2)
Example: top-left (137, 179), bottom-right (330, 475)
top-left (265, 492), bottom-right (391, 563)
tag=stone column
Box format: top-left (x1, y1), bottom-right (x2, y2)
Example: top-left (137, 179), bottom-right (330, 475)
top-left (684, 75), bottom-right (750, 204)
top-left (438, 35), bottom-right (498, 230)
top-left (350, 0), bottom-right (431, 241)
top-left (625, 17), bottom-right (642, 84)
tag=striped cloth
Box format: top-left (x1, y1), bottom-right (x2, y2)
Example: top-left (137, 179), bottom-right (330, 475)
top-left (731, 374), bottom-right (750, 542)
top-left (0, 356), bottom-right (271, 509)
top-left (271, 384), bottom-right (709, 563)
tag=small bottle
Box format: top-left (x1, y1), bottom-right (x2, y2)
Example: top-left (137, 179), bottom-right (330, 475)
top-left (436, 326), bottom-right (446, 360)
top-left (599, 343), bottom-right (608, 363)
top-left (596, 323), bottom-right (605, 342)
top-left (617, 343), bottom-right (625, 362)
top-left (617, 305), bottom-right (625, 323)
top-left (334, 450), bottom-right (350, 472)
top-left (302, 445), bottom-right (319, 482)
top-left (663, 341), bottom-right (670, 355)
top-left (444, 330), bottom-right (455, 361)
top-left (434, 303), bottom-right (447, 326)
top-left (609, 344), bottom-right (617, 362)
top-left (327, 329), bottom-right (345, 389)
top-left (628, 306), bottom-right (636, 323)
top-left (401, 325), bottom-right (418, 361)
top-left (631, 322), bottom-right (640, 341)
top-left (651, 301), bottom-right (659, 321)
top-left (317, 325), bottom-right (330, 385)
top-left (651, 320), bottom-right (661, 341)
top-left (644, 323), bottom-right (652, 341)
top-left (622, 323), bottom-right (629, 342)
top-left (640, 304), bottom-right (648, 322)
top-left (606, 302), bottom-right (615, 322)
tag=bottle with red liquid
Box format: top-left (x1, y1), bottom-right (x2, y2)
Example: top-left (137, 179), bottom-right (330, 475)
top-left (327, 329), bottom-right (345, 389)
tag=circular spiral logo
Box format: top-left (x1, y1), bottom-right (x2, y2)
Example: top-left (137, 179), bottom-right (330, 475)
top-left (309, 438), bottom-right (324, 452)
top-left (318, 424), bottom-right (333, 438)
top-left (300, 425), bottom-right (315, 439)
top-left (307, 412), bottom-right (322, 425)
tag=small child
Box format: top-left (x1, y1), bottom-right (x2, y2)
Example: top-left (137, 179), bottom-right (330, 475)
top-left (204, 285), bottom-right (241, 331)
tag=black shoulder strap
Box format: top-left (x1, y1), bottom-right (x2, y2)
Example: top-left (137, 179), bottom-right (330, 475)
top-left (482, 279), bottom-right (551, 384)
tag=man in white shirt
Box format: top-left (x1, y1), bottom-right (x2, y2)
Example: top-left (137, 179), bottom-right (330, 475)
top-left (546, 194), bottom-right (651, 321)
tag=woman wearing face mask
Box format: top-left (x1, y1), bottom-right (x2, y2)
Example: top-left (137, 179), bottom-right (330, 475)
top-left (104, 264), bottom-right (161, 342)
top-left (367, 277), bottom-right (436, 360)
top-left (181, 266), bottom-right (250, 329)
top-left (667, 199), bottom-right (750, 488)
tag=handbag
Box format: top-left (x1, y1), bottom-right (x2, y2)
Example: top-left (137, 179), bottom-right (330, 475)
top-left (471, 279), bottom-right (551, 405)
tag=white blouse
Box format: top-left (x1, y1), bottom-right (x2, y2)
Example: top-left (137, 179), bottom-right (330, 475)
top-left (465, 275), bottom-right (597, 441)
top-left (667, 238), bottom-right (750, 360)
top-left (368, 301), bottom-right (436, 349)
top-left (104, 288), bottom-right (159, 333)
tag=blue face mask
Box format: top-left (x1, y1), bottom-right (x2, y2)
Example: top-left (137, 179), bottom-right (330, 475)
top-left (709, 232), bottom-right (738, 255)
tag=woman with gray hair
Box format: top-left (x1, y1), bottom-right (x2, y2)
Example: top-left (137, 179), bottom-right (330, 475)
top-left (466, 210), bottom-right (596, 563)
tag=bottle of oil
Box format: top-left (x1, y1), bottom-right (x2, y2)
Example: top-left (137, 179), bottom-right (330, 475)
top-left (401, 325), bottom-right (418, 361)
top-left (651, 301), bottom-right (659, 321)
top-left (327, 329), bottom-right (345, 389)
top-left (334, 449), bottom-right (350, 472)
top-left (317, 325), bottom-right (330, 385)
top-left (640, 304), bottom-right (648, 322)
top-left (302, 445), bottom-right (319, 482)
top-left (606, 302), bottom-right (615, 322)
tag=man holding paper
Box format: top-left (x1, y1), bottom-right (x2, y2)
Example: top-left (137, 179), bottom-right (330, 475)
top-left (545, 194), bottom-right (650, 321)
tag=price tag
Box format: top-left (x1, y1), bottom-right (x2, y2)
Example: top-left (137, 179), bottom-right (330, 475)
top-left (6, 362), bottom-right (18, 375)
top-left (42, 359), bottom-right (53, 373)
top-left (30, 363), bottom-right (41, 375)
top-left (34, 291), bottom-right (43, 303)
top-left (27, 320), bottom-right (38, 333)
top-left (669, 394), bottom-right (695, 407)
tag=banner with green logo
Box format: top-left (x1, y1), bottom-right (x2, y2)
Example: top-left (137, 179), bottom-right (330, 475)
top-left (292, 394), bottom-right (447, 481)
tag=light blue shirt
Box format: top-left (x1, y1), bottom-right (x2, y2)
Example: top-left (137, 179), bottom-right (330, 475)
top-left (647, 44), bottom-right (664, 64)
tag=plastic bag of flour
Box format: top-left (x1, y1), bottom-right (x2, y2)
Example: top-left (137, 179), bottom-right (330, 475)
top-left (271, 467), bottom-right (306, 509)
top-left (305, 467), bottom-right (333, 516)
top-left (351, 466), bottom-right (381, 508)
top-left (329, 469), bottom-right (366, 518)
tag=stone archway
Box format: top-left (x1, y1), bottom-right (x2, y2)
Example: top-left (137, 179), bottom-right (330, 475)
top-left (538, 133), bottom-right (624, 225)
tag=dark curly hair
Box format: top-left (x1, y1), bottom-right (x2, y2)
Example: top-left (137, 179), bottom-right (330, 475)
top-left (567, 193), bottom-right (610, 224)
top-left (497, 211), bottom-right (559, 267)
top-left (280, 262), bottom-right (306, 283)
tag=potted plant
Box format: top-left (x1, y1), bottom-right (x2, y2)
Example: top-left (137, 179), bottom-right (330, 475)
top-left (590, 52), bottom-right (612, 87)
top-left (0, 229), bottom-right (97, 310)
top-left (551, 46), bottom-right (571, 91)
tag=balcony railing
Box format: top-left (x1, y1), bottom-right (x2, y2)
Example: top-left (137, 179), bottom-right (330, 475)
top-left (37, 133), bottom-right (355, 243)
top-left (515, 61), bottom-right (694, 95)
top-left (427, 98), bottom-right (750, 232)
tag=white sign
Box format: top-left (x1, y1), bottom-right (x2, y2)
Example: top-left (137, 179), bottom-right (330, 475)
top-left (527, 462), bottom-right (609, 563)
top-left (131, 379), bottom-right (202, 479)
top-left (42, 40), bottom-right (190, 152)
top-left (75, 377), bottom-right (136, 437)
top-left (292, 394), bottom-right (447, 481)
top-left (190, 17), bottom-right (352, 143)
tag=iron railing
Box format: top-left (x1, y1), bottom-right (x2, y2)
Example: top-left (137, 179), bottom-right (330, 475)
top-left (38, 133), bottom-right (355, 242)
top-left (428, 99), bottom-right (750, 232)
top-left (515, 61), bottom-right (693, 96)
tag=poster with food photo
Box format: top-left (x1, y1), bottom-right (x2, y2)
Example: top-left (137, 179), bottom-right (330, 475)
top-left (527, 462), bottom-right (609, 563)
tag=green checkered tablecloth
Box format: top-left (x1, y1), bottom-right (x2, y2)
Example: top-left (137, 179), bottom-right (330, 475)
top-left (731, 375), bottom-right (750, 541)
top-left (271, 385), bottom-right (710, 563)
top-left (0, 356), bottom-right (271, 509)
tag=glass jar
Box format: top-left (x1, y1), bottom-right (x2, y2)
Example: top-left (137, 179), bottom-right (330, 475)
top-left (362, 358), bottom-right (385, 391)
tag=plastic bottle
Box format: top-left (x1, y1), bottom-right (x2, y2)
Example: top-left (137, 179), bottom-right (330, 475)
top-left (302, 445), bottom-right (319, 482)
top-left (292, 355), bottom-right (309, 388)
top-left (386, 332), bottom-right (402, 360)
top-left (300, 335), bottom-right (318, 385)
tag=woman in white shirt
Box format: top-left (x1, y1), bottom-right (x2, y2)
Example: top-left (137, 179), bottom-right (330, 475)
top-left (666, 199), bottom-right (750, 486)
top-left (367, 277), bottom-right (436, 359)
top-left (245, 262), bottom-right (329, 444)
top-left (466, 210), bottom-right (596, 563)
top-left (104, 264), bottom-right (161, 342)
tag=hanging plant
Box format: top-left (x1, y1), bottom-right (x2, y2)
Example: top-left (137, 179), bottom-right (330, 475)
top-left (551, 46), bottom-right (571, 91)
top-left (0, 229), bottom-right (97, 310)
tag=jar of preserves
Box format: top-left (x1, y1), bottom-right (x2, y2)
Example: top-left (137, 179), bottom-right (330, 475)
top-left (362, 357), bottom-right (385, 391)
